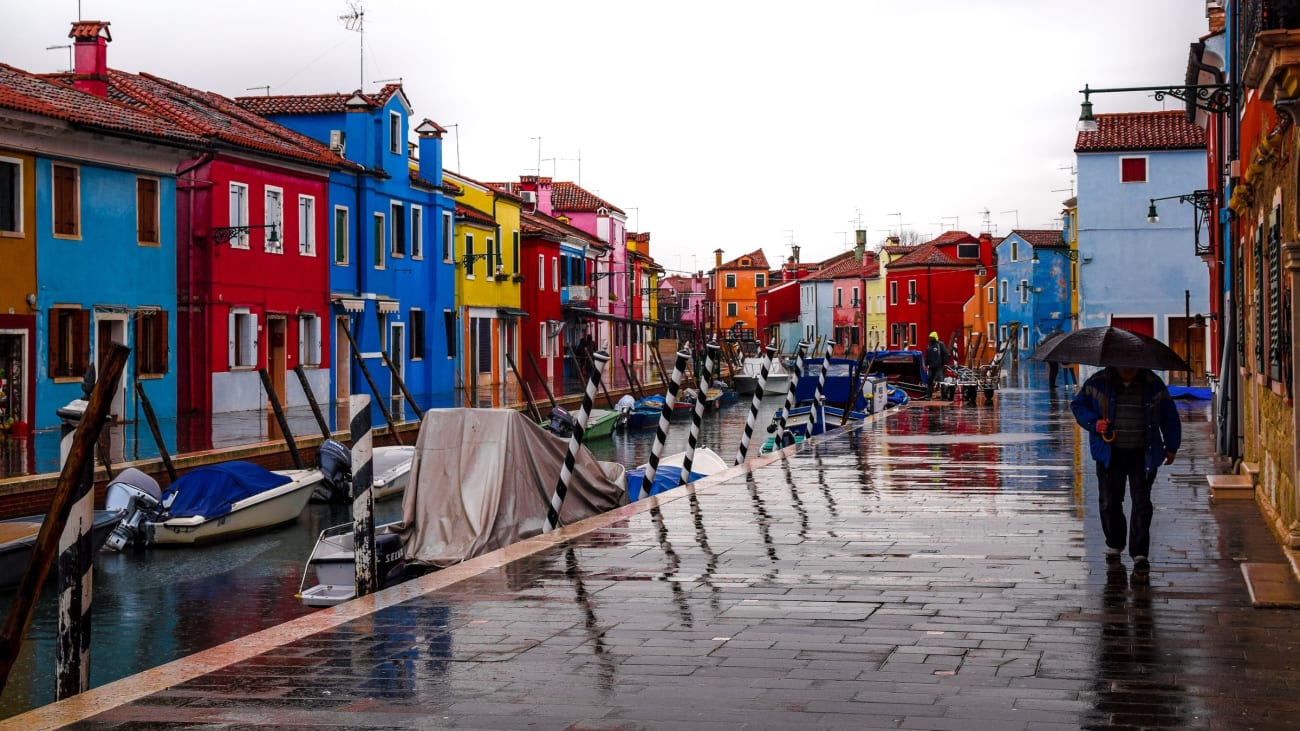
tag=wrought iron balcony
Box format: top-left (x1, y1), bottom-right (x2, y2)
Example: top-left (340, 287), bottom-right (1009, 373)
top-left (1243, 0), bottom-right (1300, 82)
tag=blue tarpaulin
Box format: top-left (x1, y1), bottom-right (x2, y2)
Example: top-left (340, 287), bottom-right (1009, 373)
top-left (163, 461), bottom-right (292, 519)
top-left (625, 465), bottom-right (705, 501)
top-left (1168, 386), bottom-right (1212, 400)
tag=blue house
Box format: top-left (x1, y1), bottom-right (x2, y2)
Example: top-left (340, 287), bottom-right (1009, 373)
top-left (1075, 111), bottom-right (1210, 379)
top-left (995, 229), bottom-right (1075, 361)
top-left (240, 86), bottom-right (457, 417)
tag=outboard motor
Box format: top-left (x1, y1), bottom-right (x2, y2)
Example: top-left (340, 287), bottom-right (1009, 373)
top-left (103, 468), bottom-right (163, 551)
top-left (316, 438), bottom-right (353, 502)
top-left (548, 407), bottom-right (576, 438)
top-left (375, 531), bottom-right (406, 588)
top-left (615, 394), bottom-right (635, 431)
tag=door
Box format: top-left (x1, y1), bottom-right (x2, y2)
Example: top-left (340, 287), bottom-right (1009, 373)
top-left (389, 322), bottom-right (404, 415)
top-left (1110, 316), bottom-right (1154, 338)
top-left (0, 330), bottom-right (28, 436)
top-left (96, 316), bottom-right (126, 420)
top-left (335, 316), bottom-right (351, 402)
top-left (1168, 317), bottom-right (1207, 384)
top-left (267, 316), bottom-right (287, 407)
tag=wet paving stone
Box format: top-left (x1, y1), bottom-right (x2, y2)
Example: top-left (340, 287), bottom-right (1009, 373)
top-left (17, 389), bottom-right (1300, 729)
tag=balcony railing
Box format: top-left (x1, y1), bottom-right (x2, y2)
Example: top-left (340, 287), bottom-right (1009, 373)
top-left (567, 285), bottom-right (591, 302)
top-left (1244, 0), bottom-right (1300, 72)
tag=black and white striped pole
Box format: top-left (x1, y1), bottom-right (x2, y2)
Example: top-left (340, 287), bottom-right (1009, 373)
top-left (350, 394), bottom-right (377, 598)
top-left (735, 341), bottom-right (776, 465)
top-left (774, 340), bottom-right (808, 448)
top-left (811, 340), bottom-right (835, 434)
top-left (641, 348), bottom-right (689, 500)
top-left (546, 349), bottom-right (609, 532)
top-left (681, 341), bottom-right (719, 485)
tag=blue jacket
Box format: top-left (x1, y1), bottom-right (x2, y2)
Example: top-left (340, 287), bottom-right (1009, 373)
top-left (1070, 369), bottom-right (1181, 471)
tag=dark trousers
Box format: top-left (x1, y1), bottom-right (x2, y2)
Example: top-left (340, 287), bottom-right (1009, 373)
top-left (926, 366), bottom-right (942, 397)
top-left (1097, 447), bottom-right (1155, 558)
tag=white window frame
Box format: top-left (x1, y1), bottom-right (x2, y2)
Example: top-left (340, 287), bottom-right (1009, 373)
top-left (298, 312), bottom-right (321, 366)
top-left (411, 204), bottom-right (423, 259)
top-left (836, 287), bottom-right (843, 307)
top-left (0, 155), bottom-right (23, 235)
top-left (333, 205), bottom-right (349, 265)
top-left (1019, 279), bottom-right (1030, 303)
top-left (228, 308), bottom-right (258, 369)
top-left (552, 256), bottom-right (559, 292)
top-left (907, 280), bottom-right (917, 304)
top-left (463, 232), bottom-right (475, 279)
top-left (389, 111), bottom-right (402, 154)
top-left (1000, 279), bottom-right (1009, 303)
top-left (538, 254), bottom-right (546, 290)
top-left (725, 273), bottom-right (736, 289)
top-left (987, 285), bottom-right (995, 303)
top-left (852, 286), bottom-right (859, 307)
top-left (390, 201), bottom-right (405, 258)
top-left (264, 185), bottom-right (284, 254)
top-left (228, 182), bottom-right (250, 249)
top-left (755, 273), bottom-right (766, 288)
top-left (988, 322), bottom-right (996, 344)
top-left (727, 302), bottom-right (738, 317)
top-left (1021, 326), bottom-right (1030, 349)
top-left (298, 194), bottom-right (316, 256)
top-left (889, 281), bottom-right (898, 305)
top-left (373, 212), bottom-right (386, 270)
top-left (442, 211), bottom-right (454, 263)
top-left (1119, 155), bottom-right (1149, 184)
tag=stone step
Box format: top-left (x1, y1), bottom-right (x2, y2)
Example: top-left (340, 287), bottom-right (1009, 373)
top-left (1241, 563), bottom-right (1300, 608)
top-left (1207, 473), bottom-right (1255, 499)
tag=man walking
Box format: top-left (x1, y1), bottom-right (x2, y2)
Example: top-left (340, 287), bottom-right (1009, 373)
top-left (923, 331), bottom-right (948, 399)
top-left (1070, 366), bottom-right (1181, 572)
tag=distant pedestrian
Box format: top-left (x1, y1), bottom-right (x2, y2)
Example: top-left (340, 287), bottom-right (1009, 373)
top-left (923, 331), bottom-right (948, 399)
top-left (1070, 366), bottom-right (1181, 572)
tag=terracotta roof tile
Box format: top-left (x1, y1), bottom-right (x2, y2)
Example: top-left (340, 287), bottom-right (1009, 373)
top-left (68, 20), bottom-right (111, 41)
top-left (887, 242), bottom-right (962, 269)
top-left (520, 210), bottom-right (600, 245)
top-left (550, 181), bottom-right (625, 215)
top-left (719, 249), bottom-right (769, 270)
top-left (1010, 229), bottom-right (1066, 247)
top-left (1074, 111), bottom-right (1206, 153)
top-left (236, 84), bottom-right (404, 116)
top-left (456, 203), bottom-right (496, 227)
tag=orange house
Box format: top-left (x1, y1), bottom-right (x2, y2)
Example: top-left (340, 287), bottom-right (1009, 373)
top-left (712, 248), bottom-right (769, 340)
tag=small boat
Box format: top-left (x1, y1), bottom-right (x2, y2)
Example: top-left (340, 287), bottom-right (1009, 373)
top-left (297, 409), bottom-right (627, 607)
top-left (102, 463), bottom-right (322, 549)
top-left (761, 357), bottom-right (792, 396)
top-left (625, 447), bottom-right (729, 501)
top-left (312, 440), bottom-right (416, 502)
top-left (545, 406), bottom-right (620, 441)
top-left (0, 510), bottom-right (125, 588)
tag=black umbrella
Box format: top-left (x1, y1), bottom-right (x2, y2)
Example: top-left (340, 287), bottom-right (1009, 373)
top-left (1029, 325), bottom-right (1189, 371)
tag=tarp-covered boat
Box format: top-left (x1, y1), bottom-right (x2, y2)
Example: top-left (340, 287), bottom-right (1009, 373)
top-left (625, 447), bottom-right (729, 501)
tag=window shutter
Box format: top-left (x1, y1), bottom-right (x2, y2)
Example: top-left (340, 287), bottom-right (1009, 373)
top-left (298, 317), bottom-right (306, 364)
top-left (48, 310), bottom-right (62, 375)
top-left (228, 310), bottom-right (237, 368)
top-left (74, 309), bottom-right (89, 374)
top-left (250, 313), bottom-right (260, 366)
top-left (138, 178), bottom-right (159, 243)
top-left (1269, 206), bottom-right (1282, 381)
top-left (156, 310), bottom-right (169, 373)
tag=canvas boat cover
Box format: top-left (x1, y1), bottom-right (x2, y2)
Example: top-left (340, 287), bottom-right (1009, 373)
top-left (395, 409), bottom-right (628, 568)
top-left (163, 462), bottom-right (291, 519)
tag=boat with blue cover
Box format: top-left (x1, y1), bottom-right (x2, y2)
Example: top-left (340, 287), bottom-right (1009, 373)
top-left (625, 447), bottom-right (729, 501)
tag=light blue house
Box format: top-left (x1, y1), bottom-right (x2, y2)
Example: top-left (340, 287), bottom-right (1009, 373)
top-left (241, 86), bottom-right (458, 417)
top-left (799, 277), bottom-right (834, 351)
top-left (1075, 110), bottom-right (1210, 378)
top-left (995, 229), bottom-right (1074, 361)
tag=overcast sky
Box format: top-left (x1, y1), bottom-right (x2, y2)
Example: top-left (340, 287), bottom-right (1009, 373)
top-left (2, 1), bottom-right (1210, 274)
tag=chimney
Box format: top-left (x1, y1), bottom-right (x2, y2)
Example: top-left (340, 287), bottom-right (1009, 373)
top-left (854, 229), bottom-right (866, 262)
top-left (714, 248), bottom-right (723, 268)
top-left (414, 119), bottom-right (445, 183)
top-left (69, 21), bottom-right (112, 98)
top-left (1207, 6), bottom-right (1225, 34)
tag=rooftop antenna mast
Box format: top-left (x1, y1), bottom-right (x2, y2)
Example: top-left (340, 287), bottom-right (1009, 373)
top-left (530, 136), bottom-right (542, 175)
top-left (339, 1), bottom-right (365, 90)
top-left (979, 207), bottom-right (991, 233)
top-left (245, 85), bottom-right (271, 96)
top-left (1000, 209), bottom-right (1020, 230)
top-left (1057, 164), bottom-right (1077, 198)
top-left (45, 45), bottom-right (72, 73)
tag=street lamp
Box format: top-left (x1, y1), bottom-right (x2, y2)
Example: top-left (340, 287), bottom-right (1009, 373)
top-left (1146, 190), bottom-right (1214, 256)
top-left (1077, 83), bottom-right (1232, 132)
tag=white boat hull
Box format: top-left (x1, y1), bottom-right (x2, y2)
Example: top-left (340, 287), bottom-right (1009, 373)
top-left (148, 469), bottom-right (321, 545)
top-left (372, 446), bottom-right (415, 501)
top-left (762, 374), bottom-right (791, 396)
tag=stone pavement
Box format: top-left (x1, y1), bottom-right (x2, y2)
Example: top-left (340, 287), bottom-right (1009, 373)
top-left (9, 388), bottom-right (1300, 730)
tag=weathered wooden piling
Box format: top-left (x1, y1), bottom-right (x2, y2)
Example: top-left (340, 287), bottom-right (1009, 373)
top-left (681, 341), bottom-right (718, 485)
top-left (735, 341), bottom-right (776, 464)
top-left (546, 350), bottom-right (609, 533)
top-left (350, 394), bottom-right (377, 598)
top-left (641, 349), bottom-right (689, 500)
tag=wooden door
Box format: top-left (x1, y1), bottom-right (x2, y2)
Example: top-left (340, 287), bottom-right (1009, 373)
top-left (267, 317), bottom-right (287, 407)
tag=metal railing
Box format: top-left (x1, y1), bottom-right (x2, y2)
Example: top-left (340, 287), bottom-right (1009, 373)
top-left (1243, 0), bottom-right (1300, 72)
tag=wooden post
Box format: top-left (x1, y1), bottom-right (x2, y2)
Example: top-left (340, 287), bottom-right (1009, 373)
top-left (293, 364), bottom-right (332, 440)
top-left (0, 343), bottom-right (128, 697)
top-left (350, 394), bottom-right (377, 598)
top-left (338, 324), bottom-right (403, 446)
top-left (379, 349), bottom-right (421, 416)
top-left (621, 359), bottom-right (643, 400)
top-left (505, 351), bottom-right (543, 422)
top-left (641, 349), bottom-right (689, 500)
top-left (735, 342), bottom-right (775, 464)
top-left (546, 350), bottom-right (609, 532)
top-left (258, 368), bottom-right (304, 470)
top-left (681, 341), bottom-right (718, 485)
top-left (570, 345), bottom-right (615, 410)
top-left (134, 380), bottom-right (177, 482)
top-left (525, 350), bottom-right (558, 410)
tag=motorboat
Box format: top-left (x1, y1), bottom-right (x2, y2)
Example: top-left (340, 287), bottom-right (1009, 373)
top-left (297, 408), bottom-right (627, 607)
top-left (625, 446), bottom-right (729, 501)
top-left (760, 357), bottom-right (792, 396)
top-left (0, 510), bottom-right (125, 588)
top-left (312, 439), bottom-right (415, 502)
top-left (545, 406), bottom-right (621, 441)
top-left (102, 463), bottom-right (322, 549)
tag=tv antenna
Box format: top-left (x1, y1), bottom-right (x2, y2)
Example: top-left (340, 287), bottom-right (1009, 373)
top-left (339, 1), bottom-right (365, 90)
top-left (979, 207), bottom-right (991, 233)
top-left (444, 123), bottom-right (461, 172)
top-left (245, 85), bottom-right (271, 96)
top-left (529, 137), bottom-right (542, 176)
top-left (1000, 209), bottom-right (1020, 230)
top-left (45, 44), bottom-right (72, 73)
top-left (1057, 165), bottom-right (1077, 197)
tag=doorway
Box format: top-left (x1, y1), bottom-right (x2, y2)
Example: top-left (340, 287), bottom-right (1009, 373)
top-left (267, 316), bottom-right (287, 407)
top-left (0, 329), bottom-right (28, 434)
top-left (1169, 316), bottom-right (1207, 384)
top-left (95, 315), bottom-right (126, 420)
top-left (335, 316), bottom-right (351, 402)
top-left (388, 321), bottom-right (404, 418)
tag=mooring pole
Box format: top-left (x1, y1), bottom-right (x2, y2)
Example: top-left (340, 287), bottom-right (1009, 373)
top-left (506, 351), bottom-right (544, 422)
top-left (258, 368), bottom-right (304, 470)
top-left (350, 394), bottom-right (377, 598)
top-left (134, 380), bottom-right (177, 482)
top-left (292, 364), bottom-right (332, 440)
top-left (379, 349), bottom-right (422, 416)
top-left (735, 341), bottom-right (776, 465)
top-left (526, 350), bottom-right (558, 410)
top-left (55, 365), bottom-right (98, 700)
top-left (642, 349), bottom-right (689, 500)
top-left (621, 359), bottom-right (643, 400)
top-left (773, 340), bottom-right (807, 449)
top-left (546, 350), bottom-right (609, 532)
top-left (339, 325), bottom-right (403, 446)
top-left (681, 341), bottom-right (719, 486)
top-left (811, 340), bottom-right (835, 435)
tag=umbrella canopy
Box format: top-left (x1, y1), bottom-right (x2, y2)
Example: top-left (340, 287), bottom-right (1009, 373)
top-left (1029, 326), bottom-right (1190, 371)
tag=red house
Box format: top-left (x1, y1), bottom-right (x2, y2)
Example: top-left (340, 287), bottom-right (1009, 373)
top-left (519, 209), bottom-right (601, 395)
top-left (885, 231), bottom-right (994, 357)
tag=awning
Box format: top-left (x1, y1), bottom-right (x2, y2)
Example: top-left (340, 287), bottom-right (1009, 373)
top-left (377, 299), bottom-right (400, 314)
top-left (497, 308), bottom-right (529, 318)
top-left (333, 296), bottom-right (365, 313)
top-left (562, 305), bottom-right (692, 331)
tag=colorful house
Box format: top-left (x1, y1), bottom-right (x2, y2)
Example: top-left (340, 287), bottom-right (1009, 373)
top-left (884, 231), bottom-right (995, 355)
top-left (712, 248), bottom-right (769, 341)
top-left (757, 279), bottom-right (801, 351)
top-left (237, 86), bottom-right (457, 418)
top-left (518, 208), bottom-right (600, 396)
top-left (961, 259), bottom-right (999, 366)
top-left (995, 229), bottom-right (1073, 360)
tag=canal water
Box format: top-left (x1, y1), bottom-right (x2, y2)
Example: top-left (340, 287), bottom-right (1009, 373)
top-left (0, 393), bottom-right (792, 718)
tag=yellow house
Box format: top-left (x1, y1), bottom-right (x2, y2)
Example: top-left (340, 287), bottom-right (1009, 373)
top-left (444, 172), bottom-right (524, 406)
top-left (0, 147), bottom-right (36, 436)
top-left (865, 237), bottom-right (912, 349)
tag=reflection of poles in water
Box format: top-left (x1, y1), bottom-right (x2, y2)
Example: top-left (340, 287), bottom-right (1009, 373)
top-left (810, 440), bottom-right (840, 537)
top-left (643, 349), bottom-right (689, 499)
top-left (780, 454), bottom-right (809, 540)
top-left (649, 505), bottom-right (694, 627)
top-left (743, 470), bottom-right (781, 583)
top-left (736, 341), bottom-right (775, 464)
top-left (546, 350), bottom-right (609, 532)
top-left (682, 341), bottom-right (718, 483)
top-left (687, 487), bottom-right (722, 611)
top-left (563, 544), bottom-right (616, 691)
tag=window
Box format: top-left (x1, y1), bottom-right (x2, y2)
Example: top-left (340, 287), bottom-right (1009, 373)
top-left (410, 308), bottom-right (425, 360)
top-left (389, 111), bottom-right (401, 154)
top-left (411, 205), bottom-right (423, 259)
top-left (486, 237), bottom-right (497, 274)
top-left (552, 256), bottom-right (559, 292)
top-left (836, 287), bottom-right (843, 307)
top-left (298, 313), bottom-right (321, 366)
top-left (229, 309), bottom-right (258, 368)
top-left (1010, 241), bottom-right (1019, 261)
top-left (512, 231), bottom-right (519, 273)
top-left (1120, 156), bottom-right (1147, 183)
top-left (727, 302), bottom-right (738, 317)
top-left (908, 323), bottom-right (917, 346)
top-left (0, 157), bottom-right (20, 234)
top-left (464, 233), bottom-right (474, 278)
top-left (264, 187), bottom-right (283, 253)
top-left (755, 273), bottom-right (766, 288)
top-left (442, 211), bottom-right (453, 263)
top-left (1021, 326), bottom-right (1030, 349)
top-left (1000, 325), bottom-right (1008, 343)
top-left (135, 308), bottom-right (168, 376)
top-left (539, 323), bottom-right (551, 358)
top-left (373, 213), bottom-right (386, 269)
top-left (725, 273), bottom-right (736, 288)
top-left (52, 163), bottom-right (79, 238)
top-left (298, 195), bottom-right (316, 256)
top-left (907, 280), bottom-right (917, 304)
top-left (1019, 279), bottom-right (1029, 303)
top-left (443, 309), bottom-right (456, 359)
top-left (333, 206), bottom-right (349, 264)
top-left (852, 286), bottom-right (859, 306)
top-left (987, 322), bottom-right (996, 344)
top-left (538, 254), bottom-right (546, 290)
top-left (136, 177), bottom-right (160, 245)
top-left (48, 307), bottom-right (89, 379)
top-left (496, 237), bottom-right (504, 272)
top-left (889, 281), bottom-right (898, 305)
top-left (390, 202), bottom-right (405, 257)
top-left (957, 243), bottom-right (979, 259)
top-left (1000, 279), bottom-right (1009, 303)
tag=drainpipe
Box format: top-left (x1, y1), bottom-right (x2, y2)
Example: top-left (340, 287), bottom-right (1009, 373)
top-left (175, 152), bottom-right (214, 414)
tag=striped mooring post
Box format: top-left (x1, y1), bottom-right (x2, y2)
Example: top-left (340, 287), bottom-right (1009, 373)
top-left (641, 348), bottom-right (689, 500)
top-left (811, 340), bottom-right (835, 434)
top-left (547, 349), bottom-right (610, 532)
top-left (681, 341), bottom-right (719, 485)
top-left (55, 381), bottom-right (97, 698)
top-left (735, 341), bottom-right (776, 465)
top-left (774, 340), bottom-right (808, 448)
top-left (350, 394), bottom-right (377, 599)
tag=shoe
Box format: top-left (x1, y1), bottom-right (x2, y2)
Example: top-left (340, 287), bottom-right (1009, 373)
top-left (1133, 556), bottom-right (1150, 571)
top-left (1105, 547), bottom-right (1122, 562)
